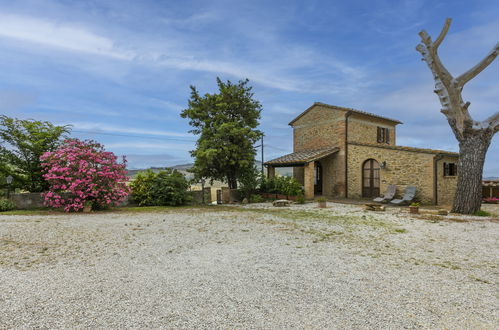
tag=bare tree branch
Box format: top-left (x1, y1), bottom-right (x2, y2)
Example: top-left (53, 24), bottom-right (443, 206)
top-left (481, 112), bottom-right (499, 132)
top-left (456, 43), bottom-right (499, 88)
top-left (434, 18), bottom-right (452, 49)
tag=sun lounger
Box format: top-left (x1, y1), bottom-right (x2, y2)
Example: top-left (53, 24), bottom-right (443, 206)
top-left (390, 186), bottom-right (416, 205)
top-left (373, 184), bottom-right (396, 203)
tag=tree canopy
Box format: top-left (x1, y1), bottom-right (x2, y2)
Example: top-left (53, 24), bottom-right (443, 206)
top-left (0, 115), bottom-right (71, 192)
top-left (181, 78), bottom-right (263, 189)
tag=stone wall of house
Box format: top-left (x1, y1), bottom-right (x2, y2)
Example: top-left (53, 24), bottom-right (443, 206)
top-left (347, 144), bottom-right (436, 204)
top-left (319, 153), bottom-right (345, 197)
top-left (436, 156), bottom-right (458, 206)
top-left (347, 114), bottom-right (397, 145)
top-left (293, 167), bottom-right (304, 185)
top-left (292, 105), bottom-right (346, 152)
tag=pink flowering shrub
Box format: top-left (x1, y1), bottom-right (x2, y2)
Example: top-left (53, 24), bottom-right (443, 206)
top-left (41, 139), bottom-right (130, 212)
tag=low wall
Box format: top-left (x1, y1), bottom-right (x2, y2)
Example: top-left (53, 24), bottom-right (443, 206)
top-left (221, 188), bottom-right (241, 203)
top-left (9, 192), bottom-right (132, 209)
top-left (189, 187), bottom-right (212, 204)
top-left (10, 193), bottom-right (45, 209)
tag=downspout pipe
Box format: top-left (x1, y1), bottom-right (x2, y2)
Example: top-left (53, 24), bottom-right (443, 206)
top-left (433, 153), bottom-right (444, 205)
top-left (344, 111), bottom-right (352, 198)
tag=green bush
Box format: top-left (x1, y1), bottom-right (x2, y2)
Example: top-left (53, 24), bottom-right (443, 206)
top-left (238, 166), bottom-right (262, 200)
top-left (250, 194), bottom-right (264, 203)
top-left (0, 198), bottom-right (15, 212)
top-left (296, 194), bottom-right (306, 204)
top-left (474, 210), bottom-right (491, 217)
top-left (130, 169), bottom-right (190, 206)
top-left (261, 176), bottom-right (303, 196)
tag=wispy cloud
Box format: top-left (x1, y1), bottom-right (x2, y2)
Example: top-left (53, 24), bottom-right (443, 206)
top-left (0, 13), bottom-right (132, 60)
top-left (67, 121), bottom-right (193, 138)
top-left (0, 12), bottom-right (366, 94)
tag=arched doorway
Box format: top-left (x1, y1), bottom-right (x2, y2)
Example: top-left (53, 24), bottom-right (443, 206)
top-left (362, 159), bottom-right (380, 198)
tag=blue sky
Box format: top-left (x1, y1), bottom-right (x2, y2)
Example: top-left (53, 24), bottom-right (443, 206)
top-left (0, 0), bottom-right (497, 175)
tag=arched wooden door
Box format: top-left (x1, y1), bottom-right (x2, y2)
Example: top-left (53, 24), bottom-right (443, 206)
top-left (362, 159), bottom-right (380, 198)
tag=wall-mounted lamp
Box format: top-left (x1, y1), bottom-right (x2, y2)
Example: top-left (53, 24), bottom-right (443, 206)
top-left (380, 161), bottom-right (387, 169)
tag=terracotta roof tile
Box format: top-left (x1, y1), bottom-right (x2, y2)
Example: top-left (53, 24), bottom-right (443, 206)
top-left (288, 102), bottom-right (402, 126)
top-left (264, 147), bottom-right (339, 166)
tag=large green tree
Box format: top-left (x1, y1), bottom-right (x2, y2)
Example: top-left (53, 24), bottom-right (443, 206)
top-left (0, 115), bottom-right (71, 192)
top-left (181, 78), bottom-right (262, 189)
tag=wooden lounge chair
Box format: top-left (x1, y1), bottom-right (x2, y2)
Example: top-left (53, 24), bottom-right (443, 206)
top-left (390, 186), bottom-right (417, 205)
top-left (373, 184), bottom-right (396, 203)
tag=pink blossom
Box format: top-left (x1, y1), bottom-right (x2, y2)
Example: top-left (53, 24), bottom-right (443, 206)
top-left (41, 138), bottom-right (130, 212)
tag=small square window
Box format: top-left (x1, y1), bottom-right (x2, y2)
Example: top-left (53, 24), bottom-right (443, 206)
top-left (444, 162), bottom-right (457, 176)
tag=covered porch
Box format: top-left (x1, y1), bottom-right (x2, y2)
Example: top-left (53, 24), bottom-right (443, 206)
top-left (264, 147), bottom-right (339, 199)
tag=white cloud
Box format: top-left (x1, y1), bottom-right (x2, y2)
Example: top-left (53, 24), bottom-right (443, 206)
top-left (105, 141), bottom-right (194, 151)
top-left (0, 12), bottom-right (365, 94)
top-left (0, 13), bottom-right (132, 60)
top-left (67, 121), bottom-right (192, 138)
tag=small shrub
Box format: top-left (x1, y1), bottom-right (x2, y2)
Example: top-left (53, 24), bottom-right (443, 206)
top-left (410, 202), bottom-right (420, 207)
top-left (129, 170), bottom-right (156, 206)
top-left (250, 194), bottom-right (264, 203)
top-left (239, 166), bottom-right (262, 200)
top-left (261, 176), bottom-right (303, 196)
top-left (316, 197), bottom-right (327, 203)
top-left (474, 210), bottom-right (491, 217)
top-left (296, 194), bottom-right (306, 204)
top-left (130, 169), bottom-right (190, 206)
top-left (0, 198), bottom-right (15, 212)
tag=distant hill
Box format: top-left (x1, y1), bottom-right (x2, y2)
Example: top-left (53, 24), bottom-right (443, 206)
top-left (127, 161), bottom-right (294, 179)
top-left (484, 177), bottom-right (499, 181)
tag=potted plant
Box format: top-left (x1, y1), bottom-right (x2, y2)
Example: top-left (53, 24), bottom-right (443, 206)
top-left (317, 197), bottom-right (327, 208)
top-left (409, 202), bottom-right (420, 214)
top-left (83, 201), bottom-right (93, 213)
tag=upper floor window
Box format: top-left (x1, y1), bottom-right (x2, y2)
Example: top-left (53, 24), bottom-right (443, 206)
top-left (444, 162), bottom-right (457, 176)
top-left (377, 127), bottom-right (390, 144)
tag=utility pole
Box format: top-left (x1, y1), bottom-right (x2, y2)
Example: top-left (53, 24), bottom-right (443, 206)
top-left (261, 135), bottom-right (264, 177)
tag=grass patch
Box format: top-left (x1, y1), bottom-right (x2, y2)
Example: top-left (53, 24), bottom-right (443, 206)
top-left (254, 208), bottom-right (400, 233)
top-left (474, 210), bottom-right (491, 217)
top-left (0, 208), bottom-right (57, 216)
top-left (469, 276), bottom-right (491, 284)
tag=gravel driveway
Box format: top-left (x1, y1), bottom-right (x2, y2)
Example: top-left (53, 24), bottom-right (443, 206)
top-left (0, 203), bottom-right (497, 329)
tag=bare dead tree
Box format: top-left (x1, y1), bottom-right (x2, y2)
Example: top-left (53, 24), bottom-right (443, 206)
top-left (416, 18), bottom-right (498, 214)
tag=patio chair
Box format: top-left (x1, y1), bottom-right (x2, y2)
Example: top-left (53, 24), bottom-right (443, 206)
top-left (373, 184), bottom-right (396, 203)
top-left (390, 186), bottom-right (417, 205)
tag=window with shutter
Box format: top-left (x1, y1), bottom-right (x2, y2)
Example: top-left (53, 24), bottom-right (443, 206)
top-left (376, 127), bottom-right (389, 144)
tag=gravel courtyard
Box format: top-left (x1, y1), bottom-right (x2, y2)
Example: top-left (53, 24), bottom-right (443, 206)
top-left (0, 203), bottom-right (497, 329)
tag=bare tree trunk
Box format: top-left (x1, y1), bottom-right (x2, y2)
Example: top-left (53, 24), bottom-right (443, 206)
top-left (416, 19), bottom-right (498, 214)
top-left (452, 132), bottom-right (492, 214)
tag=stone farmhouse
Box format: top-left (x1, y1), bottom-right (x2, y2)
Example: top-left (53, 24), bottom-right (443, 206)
top-left (264, 102), bottom-right (459, 205)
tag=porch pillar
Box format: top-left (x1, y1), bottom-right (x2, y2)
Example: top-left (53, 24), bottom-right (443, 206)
top-left (304, 161), bottom-right (314, 199)
top-left (267, 166), bottom-right (275, 179)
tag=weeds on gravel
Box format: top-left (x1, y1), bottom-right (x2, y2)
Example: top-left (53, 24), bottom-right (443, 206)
top-left (235, 207), bottom-right (405, 233)
top-left (432, 261), bottom-right (461, 270)
top-left (474, 210), bottom-right (491, 217)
